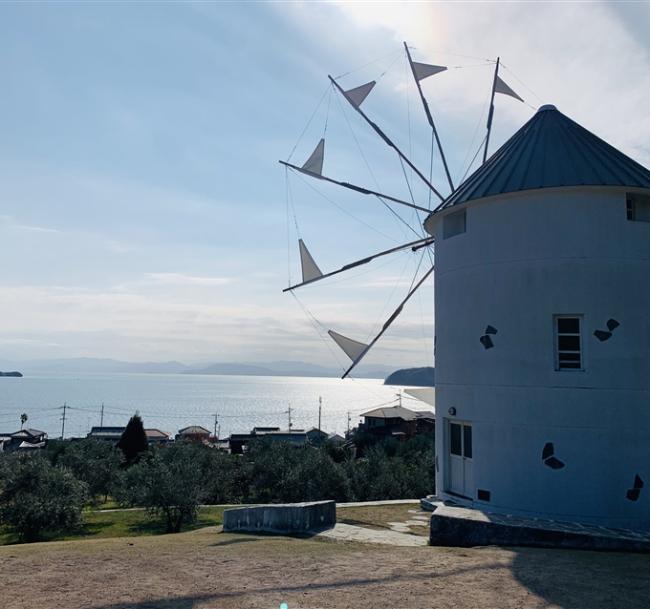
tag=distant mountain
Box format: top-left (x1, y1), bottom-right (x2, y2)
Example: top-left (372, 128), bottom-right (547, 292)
top-left (384, 367), bottom-right (435, 387)
top-left (0, 357), bottom-right (392, 379)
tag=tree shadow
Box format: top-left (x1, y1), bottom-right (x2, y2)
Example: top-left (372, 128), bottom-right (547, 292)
top-left (511, 546), bottom-right (650, 609)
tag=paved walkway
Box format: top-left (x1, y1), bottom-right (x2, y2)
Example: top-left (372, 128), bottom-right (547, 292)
top-left (318, 522), bottom-right (428, 547)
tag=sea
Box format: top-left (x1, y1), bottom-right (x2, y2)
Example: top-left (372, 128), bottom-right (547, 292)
top-left (0, 373), bottom-right (408, 440)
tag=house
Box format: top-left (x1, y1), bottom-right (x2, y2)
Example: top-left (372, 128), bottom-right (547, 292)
top-left (145, 429), bottom-right (172, 445)
top-left (87, 426), bottom-right (171, 445)
top-left (305, 427), bottom-right (329, 445)
top-left (175, 425), bottom-right (211, 443)
top-left (424, 104), bottom-right (650, 530)
top-left (359, 405), bottom-right (434, 439)
top-left (227, 427), bottom-right (308, 454)
top-left (0, 428), bottom-right (48, 451)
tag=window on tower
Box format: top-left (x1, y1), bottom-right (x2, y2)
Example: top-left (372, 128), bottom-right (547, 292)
top-left (443, 209), bottom-right (466, 238)
top-left (555, 316), bottom-right (583, 370)
top-left (626, 193), bottom-right (650, 222)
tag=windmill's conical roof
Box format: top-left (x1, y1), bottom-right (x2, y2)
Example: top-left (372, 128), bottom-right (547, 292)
top-left (436, 105), bottom-right (650, 211)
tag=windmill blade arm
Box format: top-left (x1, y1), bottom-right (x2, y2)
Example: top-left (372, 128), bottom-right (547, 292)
top-left (279, 160), bottom-right (430, 213)
top-left (341, 264), bottom-right (435, 378)
top-left (283, 237), bottom-right (434, 293)
top-left (328, 75), bottom-right (445, 202)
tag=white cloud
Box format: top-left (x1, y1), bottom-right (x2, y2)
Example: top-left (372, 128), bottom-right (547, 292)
top-left (144, 273), bottom-right (235, 287)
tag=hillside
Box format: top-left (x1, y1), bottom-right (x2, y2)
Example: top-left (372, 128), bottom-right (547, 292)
top-left (384, 367), bottom-right (435, 387)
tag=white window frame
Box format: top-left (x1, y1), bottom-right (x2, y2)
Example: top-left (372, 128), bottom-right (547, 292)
top-left (554, 315), bottom-right (584, 371)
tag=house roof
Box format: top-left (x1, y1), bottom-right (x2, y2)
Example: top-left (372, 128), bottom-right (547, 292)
top-left (177, 426), bottom-right (211, 435)
top-left (433, 105), bottom-right (650, 213)
top-left (11, 428), bottom-right (46, 438)
top-left (145, 429), bottom-right (170, 439)
top-left (360, 405), bottom-right (418, 421)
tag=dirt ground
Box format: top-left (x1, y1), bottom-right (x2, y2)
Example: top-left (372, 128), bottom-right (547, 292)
top-left (1, 526), bottom-right (649, 609)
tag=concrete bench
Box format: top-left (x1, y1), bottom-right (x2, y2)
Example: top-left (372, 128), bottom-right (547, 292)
top-left (223, 500), bottom-right (336, 534)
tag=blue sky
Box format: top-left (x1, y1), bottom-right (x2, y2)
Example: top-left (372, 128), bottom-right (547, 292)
top-left (1, 2), bottom-right (649, 372)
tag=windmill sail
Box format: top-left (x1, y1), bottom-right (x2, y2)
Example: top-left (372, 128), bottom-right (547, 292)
top-left (343, 81), bottom-right (376, 108)
top-left (412, 61), bottom-right (447, 82)
top-left (283, 235), bottom-right (434, 292)
top-left (328, 330), bottom-right (368, 361)
top-left (298, 239), bottom-right (322, 283)
top-left (301, 138), bottom-right (325, 175)
top-left (494, 75), bottom-right (524, 102)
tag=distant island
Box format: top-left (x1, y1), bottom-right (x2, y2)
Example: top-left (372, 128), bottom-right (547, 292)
top-left (0, 371), bottom-right (23, 377)
top-left (384, 367), bottom-right (434, 387)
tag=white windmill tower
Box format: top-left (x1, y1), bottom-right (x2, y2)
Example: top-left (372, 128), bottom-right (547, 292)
top-left (282, 44), bottom-right (650, 531)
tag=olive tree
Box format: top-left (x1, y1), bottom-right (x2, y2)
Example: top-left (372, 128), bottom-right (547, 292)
top-left (0, 454), bottom-right (88, 542)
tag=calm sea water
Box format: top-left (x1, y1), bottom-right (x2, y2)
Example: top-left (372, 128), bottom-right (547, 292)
top-left (0, 373), bottom-right (407, 439)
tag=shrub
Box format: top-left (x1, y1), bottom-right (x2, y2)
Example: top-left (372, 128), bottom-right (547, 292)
top-left (0, 454), bottom-right (88, 542)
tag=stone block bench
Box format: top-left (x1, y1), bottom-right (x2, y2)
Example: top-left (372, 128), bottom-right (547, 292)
top-left (223, 500), bottom-right (336, 534)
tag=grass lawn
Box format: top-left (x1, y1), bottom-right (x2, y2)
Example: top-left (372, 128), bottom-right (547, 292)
top-left (337, 503), bottom-right (429, 536)
top-left (1, 525), bottom-right (649, 609)
top-left (0, 506), bottom-right (225, 545)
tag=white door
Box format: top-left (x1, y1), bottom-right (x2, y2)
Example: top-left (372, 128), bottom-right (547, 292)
top-left (447, 420), bottom-right (473, 499)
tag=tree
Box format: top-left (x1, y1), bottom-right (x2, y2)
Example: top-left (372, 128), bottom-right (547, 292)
top-left (117, 443), bottom-right (206, 533)
top-left (117, 414), bottom-right (148, 464)
top-left (56, 439), bottom-right (122, 504)
top-left (0, 454), bottom-right (88, 542)
top-left (20, 413), bottom-right (28, 430)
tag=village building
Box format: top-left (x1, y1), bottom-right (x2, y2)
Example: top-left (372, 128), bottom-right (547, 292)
top-left (87, 426), bottom-right (171, 445)
top-left (358, 405), bottom-right (435, 440)
top-left (424, 104), bottom-right (650, 531)
top-left (0, 428), bottom-right (48, 452)
top-left (175, 425), bottom-right (211, 443)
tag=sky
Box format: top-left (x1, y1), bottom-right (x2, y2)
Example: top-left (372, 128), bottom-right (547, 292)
top-left (0, 1), bottom-right (649, 373)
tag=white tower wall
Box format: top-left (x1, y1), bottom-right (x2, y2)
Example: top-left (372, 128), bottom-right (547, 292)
top-left (430, 187), bottom-right (650, 530)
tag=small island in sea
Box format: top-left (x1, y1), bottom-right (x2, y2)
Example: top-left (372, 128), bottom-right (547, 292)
top-left (0, 371), bottom-right (23, 377)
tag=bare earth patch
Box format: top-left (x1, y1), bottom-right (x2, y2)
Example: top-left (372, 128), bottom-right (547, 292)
top-left (1, 526), bottom-right (649, 609)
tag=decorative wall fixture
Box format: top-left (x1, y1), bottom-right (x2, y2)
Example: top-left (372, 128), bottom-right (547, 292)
top-left (480, 325), bottom-right (498, 349)
top-left (542, 442), bottom-right (565, 470)
top-left (594, 318), bottom-right (620, 342)
top-left (626, 474), bottom-right (644, 502)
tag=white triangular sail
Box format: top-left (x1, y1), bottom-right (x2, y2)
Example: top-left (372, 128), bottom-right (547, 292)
top-left (328, 330), bottom-right (368, 361)
top-left (298, 239), bottom-right (322, 283)
top-left (494, 75), bottom-right (524, 103)
top-left (412, 61), bottom-right (447, 82)
top-left (343, 81), bottom-right (376, 108)
top-left (301, 138), bottom-right (325, 175)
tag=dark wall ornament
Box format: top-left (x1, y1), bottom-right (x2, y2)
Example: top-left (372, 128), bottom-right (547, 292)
top-left (626, 474), bottom-right (644, 502)
top-left (594, 318), bottom-right (620, 342)
top-left (541, 442), bottom-right (565, 470)
top-left (480, 325), bottom-right (498, 349)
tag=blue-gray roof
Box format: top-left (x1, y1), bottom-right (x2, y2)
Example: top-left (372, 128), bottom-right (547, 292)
top-left (436, 105), bottom-right (650, 211)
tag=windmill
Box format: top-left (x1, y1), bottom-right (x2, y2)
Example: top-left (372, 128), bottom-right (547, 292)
top-left (280, 43), bottom-right (527, 379)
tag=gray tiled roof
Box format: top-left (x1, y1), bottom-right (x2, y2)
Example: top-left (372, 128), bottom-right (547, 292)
top-left (435, 105), bottom-right (650, 211)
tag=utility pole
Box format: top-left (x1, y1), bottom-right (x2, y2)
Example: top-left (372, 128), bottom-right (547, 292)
top-left (100, 402), bottom-right (105, 428)
top-left (347, 411), bottom-right (351, 437)
top-left (213, 412), bottom-right (219, 440)
top-left (287, 404), bottom-right (293, 430)
top-left (318, 396), bottom-right (322, 433)
top-left (60, 402), bottom-right (68, 439)
top-left (396, 391), bottom-right (402, 408)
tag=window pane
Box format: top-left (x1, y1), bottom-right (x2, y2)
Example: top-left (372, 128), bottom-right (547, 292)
top-left (558, 335), bottom-right (580, 351)
top-left (557, 317), bottom-right (580, 334)
top-left (559, 353), bottom-right (581, 362)
top-left (443, 210), bottom-right (466, 239)
top-left (560, 362), bottom-right (581, 369)
top-left (627, 193), bottom-right (650, 223)
top-left (463, 425), bottom-right (472, 459)
top-left (450, 423), bottom-right (462, 456)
